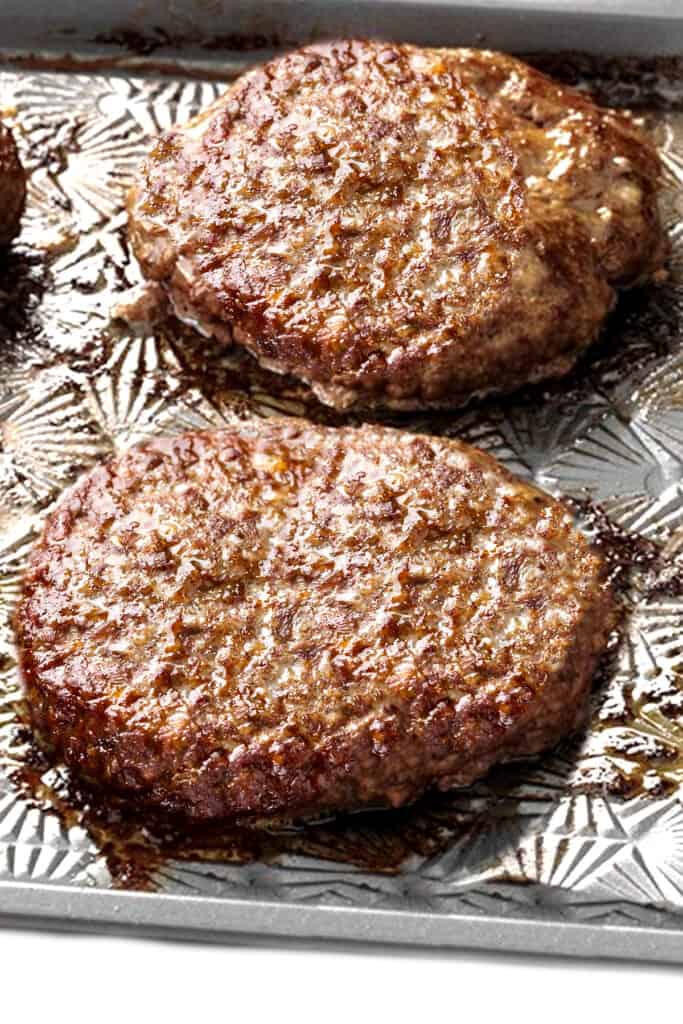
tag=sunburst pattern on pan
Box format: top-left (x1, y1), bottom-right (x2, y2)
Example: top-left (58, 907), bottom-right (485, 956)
top-left (0, 62), bottom-right (681, 927)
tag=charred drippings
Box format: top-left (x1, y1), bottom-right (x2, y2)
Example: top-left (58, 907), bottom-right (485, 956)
top-left (0, 245), bottom-right (55, 380)
top-left (526, 53), bottom-right (683, 110)
top-left (568, 495), bottom-right (683, 600)
top-left (92, 28), bottom-right (285, 59)
top-left (0, 246), bottom-right (48, 342)
top-left (202, 33), bottom-right (287, 55)
top-left (93, 28), bottom-right (177, 58)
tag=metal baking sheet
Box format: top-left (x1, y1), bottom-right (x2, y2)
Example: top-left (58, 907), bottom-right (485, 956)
top-left (1, 1), bottom-right (683, 962)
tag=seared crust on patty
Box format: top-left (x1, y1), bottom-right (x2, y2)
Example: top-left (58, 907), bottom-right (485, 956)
top-left (18, 419), bottom-right (613, 822)
top-left (0, 120), bottom-right (26, 247)
top-left (128, 40), bottom-right (666, 411)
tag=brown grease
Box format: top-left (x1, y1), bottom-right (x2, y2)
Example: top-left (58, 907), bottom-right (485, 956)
top-left (11, 726), bottom-right (490, 889)
top-left (568, 496), bottom-right (683, 600)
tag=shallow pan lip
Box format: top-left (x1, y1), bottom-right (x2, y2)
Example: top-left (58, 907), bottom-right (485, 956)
top-left (1, 881), bottom-right (683, 964)
top-left (0, 0), bottom-right (682, 67)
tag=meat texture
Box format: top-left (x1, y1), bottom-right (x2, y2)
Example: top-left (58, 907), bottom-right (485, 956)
top-left (128, 40), bottom-right (666, 411)
top-left (0, 120), bottom-right (26, 247)
top-left (18, 419), bottom-right (613, 822)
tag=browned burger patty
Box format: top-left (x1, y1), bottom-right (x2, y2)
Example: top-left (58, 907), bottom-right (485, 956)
top-left (0, 120), bottom-right (26, 247)
top-left (18, 419), bottom-right (613, 822)
top-left (128, 40), bottom-right (666, 411)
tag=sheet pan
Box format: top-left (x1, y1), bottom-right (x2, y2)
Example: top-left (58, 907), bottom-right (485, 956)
top-left (0, 1), bottom-right (682, 961)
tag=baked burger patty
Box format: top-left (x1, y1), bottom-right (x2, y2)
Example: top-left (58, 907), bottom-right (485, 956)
top-left (0, 120), bottom-right (26, 247)
top-left (128, 40), bottom-right (666, 411)
top-left (18, 419), bottom-right (613, 822)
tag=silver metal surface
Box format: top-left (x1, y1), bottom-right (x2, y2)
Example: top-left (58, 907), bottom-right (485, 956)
top-left (0, 1), bottom-right (682, 961)
top-left (0, 0), bottom-right (682, 60)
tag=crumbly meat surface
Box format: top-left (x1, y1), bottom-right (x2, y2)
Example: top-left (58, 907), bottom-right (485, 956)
top-left (128, 40), bottom-right (666, 411)
top-left (0, 120), bottom-right (26, 247)
top-left (18, 419), bottom-right (613, 822)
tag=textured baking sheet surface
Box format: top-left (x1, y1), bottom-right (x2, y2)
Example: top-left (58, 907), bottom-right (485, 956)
top-left (0, 59), bottom-right (682, 949)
